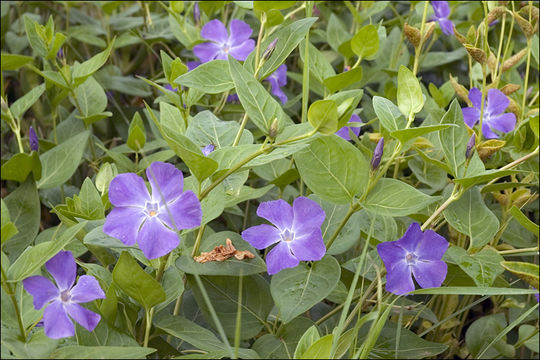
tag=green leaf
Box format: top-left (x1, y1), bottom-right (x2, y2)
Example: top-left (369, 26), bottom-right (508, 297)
top-left (508, 205), bottom-right (540, 236)
top-left (185, 110), bottom-right (253, 148)
top-left (7, 221), bottom-right (87, 282)
top-left (301, 334), bottom-right (332, 359)
top-left (438, 99), bottom-right (468, 177)
top-left (189, 274), bottom-right (273, 339)
top-left (72, 38), bottom-right (115, 84)
top-left (127, 112), bottom-right (146, 151)
top-left (50, 346), bottom-right (155, 359)
top-left (351, 25), bottom-right (379, 59)
top-left (372, 96), bottom-right (406, 132)
top-left (229, 57), bottom-right (290, 135)
top-left (1, 53), bottom-right (33, 71)
top-left (397, 65), bottom-right (424, 117)
top-left (408, 157), bottom-right (447, 191)
top-left (76, 177), bottom-right (105, 220)
top-left (500, 261), bottom-right (539, 289)
top-left (299, 40), bottom-right (336, 83)
top-left (3, 177), bottom-right (40, 258)
top-left (294, 325), bottom-right (321, 359)
top-left (465, 314), bottom-right (514, 359)
top-left (271, 255), bottom-right (341, 323)
top-left (454, 170), bottom-right (521, 191)
top-left (175, 60), bottom-right (234, 94)
top-left (112, 252), bottom-right (166, 310)
top-left (411, 287), bottom-right (539, 295)
top-left (176, 231), bottom-right (266, 276)
top-left (446, 246), bottom-right (504, 287)
top-left (361, 178), bottom-right (439, 216)
top-left (519, 325), bottom-right (539, 353)
top-left (294, 136), bottom-right (369, 204)
top-left (1, 152), bottom-right (42, 183)
top-left (390, 124), bottom-right (455, 144)
top-left (443, 187), bottom-right (499, 249)
top-left (308, 100), bottom-right (338, 134)
top-left (9, 84), bottom-right (45, 120)
top-left (323, 67), bottom-right (363, 93)
top-left (253, 1), bottom-right (296, 11)
top-left (154, 315), bottom-right (227, 351)
top-left (167, 132), bottom-right (218, 182)
top-left (2, 329), bottom-right (59, 359)
top-left (1, 200), bottom-right (18, 246)
top-left (73, 76), bottom-right (107, 118)
top-left (24, 15), bottom-right (48, 57)
top-left (38, 130), bottom-right (90, 189)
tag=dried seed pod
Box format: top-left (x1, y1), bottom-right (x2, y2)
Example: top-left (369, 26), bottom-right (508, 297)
top-left (404, 23), bottom-right (421, 48)
top-left (477, 139), bottom-right (506, 161)
top-left (449, 74), bottom-right (471, 106)
top-left (465, 45), bottom-right (487, 64)
top-left (507, 97), bottom-right (521, 119)
top-left (486, 6), bottom-right (507, 25)
top-left (424, 21), bottom-right (436, 44)
top-left (501, 48), bottom-right (528, 72)
top-left (453, 27), bottom-right (468, 44)
top-left (500, 83), bottom-right (521, 95)
top-left (513, 11), bottom-right (535, 38)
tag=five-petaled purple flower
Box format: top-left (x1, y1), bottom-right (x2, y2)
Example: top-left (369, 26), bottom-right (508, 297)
top-left (265, 64), bottom-right (288, 104)
top-left (22, 251), bottom-right (105, 339)
top-left (462, 87), bottom-right (516, 139)
top-left (29, 126), bottom-right (39, 152)
top-left (242, 197), bottom-right (326, 275)
top-left (431, 1), bottom-right (454, 35)
top-left (335, 114), bottom-right (362, 140)
top-left (377, 222), bottom-right (449, 295)
top-left (193, 19), bottom-right (255, 63)
top-left (104, 162), bottom-right (202, 259)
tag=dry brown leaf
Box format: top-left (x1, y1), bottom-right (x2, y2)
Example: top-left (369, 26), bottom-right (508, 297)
top-left (193, 238), bottom-right (255, 263)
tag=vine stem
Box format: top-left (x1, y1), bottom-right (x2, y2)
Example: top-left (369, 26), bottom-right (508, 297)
top-left (1, 265), bottom-right (26, 340)
top-left (412, 1), bottom-right (429, 76)
top-left (301, 1), bottom-right (313, 123)
top-left (142, 253), bottom-right (169, 347)
top-left (421, 185), bottom-right (461, 231)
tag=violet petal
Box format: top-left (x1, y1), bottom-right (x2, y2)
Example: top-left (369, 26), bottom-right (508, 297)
top-left (136, 216), bottom-right (179, 259)
top-left (482, 122), bottom-right (500, 139)
top-left (229, 39), bottom-right (256, 61)
top-left (265, 242), bottom-right (299, 275)
top-left (432, 1), bottom-right (450, 18)
top-left (385, 260), bottom-right (414, 295)
top-left (43, 300), bottom-right (74, 339)
top-left (22, 276), bottom-right (59, 310)
top-left (411, 260), bottom-right (448, 289)
top-left (69, 275), bottom-right (106, 303)
top-left (291, 197), bottom-right (325, 234)
top-left (488, 112), bottom-right (516, 133)
top-left (438, 18), bottom-right (454, 35)
top-left (200, 19), bottom-right (228, 44)
top-left (468, 87), bottom-right (483, 108)
top-left (146, 162), bottom-right (184, 203)
top-left (486, 88), bottom-right (510, 115)
top-left (103, 206), bottom-right (146, 246)
top-left (158, 190), bottom-right (202, 230)
top-left (64, 303), bottom-right (101, 332)
top-left (289, 228), bottom-right (326, 261)
top-left (45, 251), bottom-right (76, 292)
top-left (108, 173), bottom-right (150, 208)
top-left (377, 241), bottom-right (408, 267)
top-left (416, 229), bottom-right (449, 260)
top-left (462, 107), bottom-right (480, 128)
top-left (193, 42), bottom-right (222, 63)
top-left (229, 19), bottom-right (253, 44)
top-left (395, 222), bottom-right (423, 254)
top-left (242, 224), bottom-right (282, 249)
top-left (256, 199), bottom-right (293, 231)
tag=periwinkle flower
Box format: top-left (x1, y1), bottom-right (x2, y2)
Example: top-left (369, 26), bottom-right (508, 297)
top-left (164, 84), bottom-right (178, 92)
top-left (29, 126), bottom-right (39, 152)
top-left (377, 222), bottom-right (449, 295)
top-left (465, 133), bottom-right (476, 159)
top-left (262, 38), bottom-right (278, 61)
top-left (202, 143), bottom-right (215, 156)
top-left (462, 87), bottom-right (516, 139)
top-left (227, 93), bottom-right (240, 103)
top-left (193, 19), bottom-right (255, 63)
top-left (22, 251), bottom-right (105, 339)
top-left (193, 2), bottom-right (200, 26)
top-left (431, 1), bottom-right (454, 35)
top-left (335, 114), bottom-right (362, 140)
top-left (104, 162), bottom-right (202, 259)
top-left (264, 64), bottom-right (287, 104)
top-left (371, 137), bottom-right (384, 170)
top-left (242, 197), bottom-right (326, 275)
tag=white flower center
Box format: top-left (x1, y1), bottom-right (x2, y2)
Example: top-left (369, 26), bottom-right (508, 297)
top-left (281, 229), bottom-right (295, 243)
top-left (405, 252), bottom-right (418, 265)
top-left (60, 290), bottom-right (71, 303)
top-left (145, 202), bottom-right (160, 217)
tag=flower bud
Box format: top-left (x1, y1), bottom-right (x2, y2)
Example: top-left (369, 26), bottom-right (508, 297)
top-left (56, 48), bottom-right (64, 60)
top-left (202, 143), bottom-right (215, 156)
top-left (486, 6), bottom-right (506, 25)
top-left (424, 21), bottom-right (436, 43)
top-left (501, 48), bottom-right (527, 72)
top-left (500, 83), bottom-right (520, 95)
top-left (0, 97), bottom-right (8, 112)
top-left (371, 138), bottom-right (384, 170)
top-left (268, 117), bottom-right (279, 138)
top-left (262, 38), bottom-right (278, 61)
top-left (404, 23), bottom-right (421, 48)
top-left (449, 74), bottom-right (472, 106)
top-left (465, 45), bottom-right (487, 65)
top-left (29, 126), bottom-right (39, 152)
top-left (465, 133), bottom-right (475, 159)
top-left (513, 11), bottom-right (535, 38)
top-left (193, 2), bottom-right (200, 26)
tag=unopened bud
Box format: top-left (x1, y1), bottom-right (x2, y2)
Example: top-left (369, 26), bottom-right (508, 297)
top-left (269, 117), bottom-right (279, 138)
top-left (465, 45), bottom-right (487, 64)
top-left (514, 12), bottom-right (534, 38)
top-left (501, 48), bottom-right (527, 72)
top-left (193, 2), bottom-right (200, 26)
top-left (465, 133), bottom-right (475, 159)
top-left (0, 97), bottom-right (8, 112)
top-left (202, 143), bottom-right (215, 156)
top-left (29, 126), bottom-right (39, 152)
top-left (424, 21), bottom-right (436, 43)
top-left (371, 138), bottom-right (384, 170)
top-left (486, 6), bottom-right (507, 25)
top-left (500, 83), bottom-right (520, 95)
top-left (404, 23), bottom-right (421, 48)
top-left (56, 48), bottom-right (64, 60)
top-left (262, 38), bottom-right (278, 61)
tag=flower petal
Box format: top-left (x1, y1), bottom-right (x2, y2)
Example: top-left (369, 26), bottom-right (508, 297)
top-left (411, 260), bottom-right (448, 289)
top-left (396, 222), bottom-right (423, 253)
top-left (46, 251), bottom-right (76, 292)
top-left (229, 19), bottom-right (253, 44)
top-left (241, 224), bottom-right (281, 249)
top-left (269, 79), bottom-right (287, 104)
top-left (146, 162), bottom-right (184, 203)
top-left (229, 39), bottom-right (255, 61)
top-left (108, 173), bottom-right (150, 208)
top-left (488, 112), bottom-right (516, 134)
top-left (289, 228), bottom-right (326, 261)
top-left (103, 206), bottom-right (146, 246)
top-left (416, 229), bottom-right (449, 261)
top-left (257, 199), bottom-right (293, 231)
top-left (462, 107), bottom-right (480, 128)
top-left (187, 61), bottom-right (201, 71)
top-left (265, 242), bottom-right (299, 275)
top-left (487, 88), bottom-right (510, 115)
top-left (201, 19), bottom-right (228, 44)
top-left (43, 300), bottom-right (74, 339)
top-left (291, 197), bottom-right (325, 234)
top-left (158, 190), bottom-right (202, 231)
top-left (385, 261), bottom-right (414, 295)
top-left (438, 18), bottom-right (454, 35)
top-left (468, 87), bottom-right (482, 109)
top-left (432, 1), bottom-right (450, 18)
top-left (137, 216), bottom-right (179, 259)
top-left (193, 42), bottom-right (222, 63)
top-left (65, 303), bottom-right (101, 332)
top-left (377, 241), bottom-right (408, 269)
top-left (69, 275), bottom-right (106, 303)
top-left (22, 276), bottom-right (59, 310)
top-left (482, 121), bottom-right (500, 139)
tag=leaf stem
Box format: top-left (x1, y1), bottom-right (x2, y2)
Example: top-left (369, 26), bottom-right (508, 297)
top-left (0, 264), bottom-right (26, 340)
top-left (301, 1), bottom-right (313, 123)
top-left (421, 185), bottom-right (462, 231)
top-left (232, 113), bottom-right (249, 147)
top-left (412, 1), bottom-right (429, 76)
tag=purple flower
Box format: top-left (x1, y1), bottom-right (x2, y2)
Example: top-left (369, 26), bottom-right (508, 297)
top-left (193, 19), bottom-right (255, 63)
top-left (431, 1), bottom-right (454, 35)
top-left (264, 64), bottom-right (287, 104)
top-left (164, 84), bottom-right (178, 92)
top-left (371, 137), bottom-right (384, 170)
top-left (187, 61), bottom-right (201, 71)
top-left (242, 197), bottom-right (326, 275)
top-left (22, 251), bottom-right (105, 339)
top-left (462, 87), bottom-right (516, 139)
top-left (377, 222), bottom-right (449, 295)
top-left (227, 93), bottom-right (240, 103)
top-left (193, 2), bottom-right (200, 26)
top-left (202, 144), bottom-right (215, 156)
top-left (335, 114), bottom-right (362, 140)
top-left (465, 133), bottom-right (476, 159)
top-left (103, 162), bottom-right (202, 259)
top-left (29, 126), bottom-right (39, 152)
top-left (56, 48), bottom-right (64, 60)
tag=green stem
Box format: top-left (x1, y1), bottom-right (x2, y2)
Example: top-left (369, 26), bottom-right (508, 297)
top-left (301, 1), bottom-right (313, 123)
top-left (520, 37), bottom-right (532, 122)
top-left (1, 264), bottom-right (26, 340)
top-left (498, 246), bottom-right (539, 255)
top-left (232, 113), bottom-right (249, 147)
top-left (233, 273), bottom-right (243, 359)
top-left (325, 203), bottom-right (358, 250)
top-left (412, 1), bottom-right (429, 76)
top-left (191, 224), bottom-right (206, 257)
top-left (142, 253), bottom-right (169, 347)
top-left (421, 185), bottom-right (461, 231)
